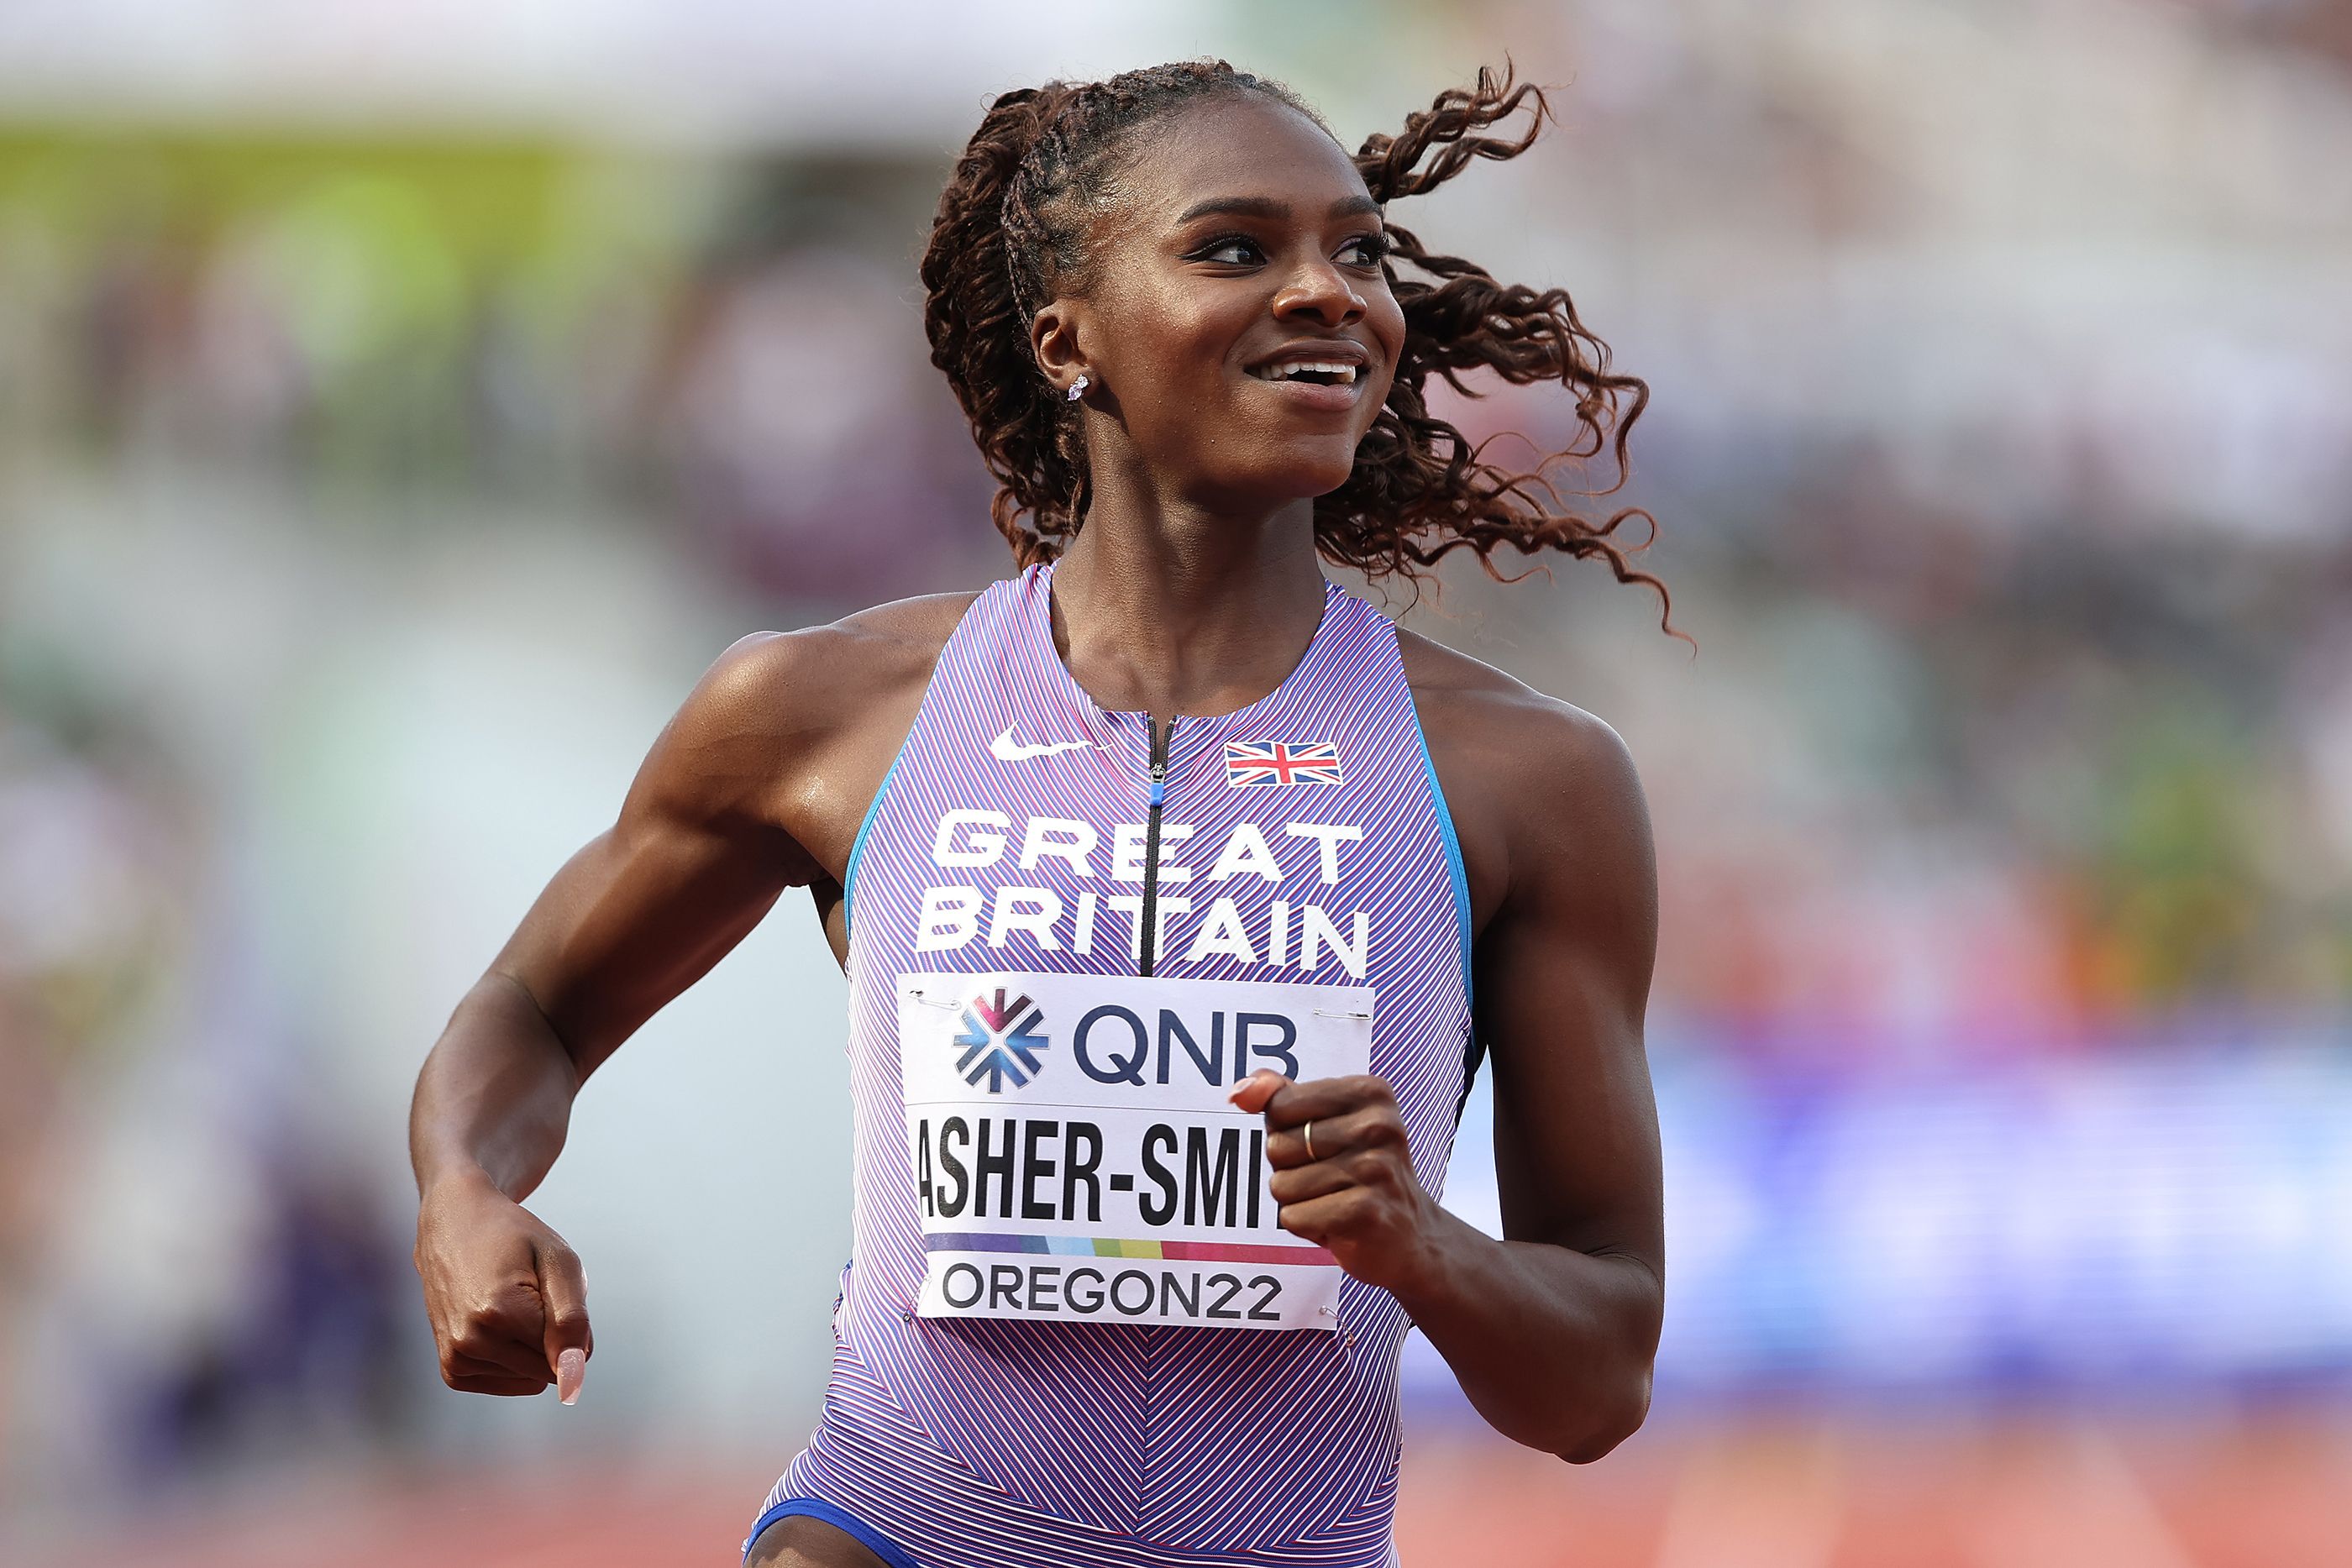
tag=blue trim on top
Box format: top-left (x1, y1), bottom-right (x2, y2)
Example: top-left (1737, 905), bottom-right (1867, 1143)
top-left (1410, 711), bottom-right (1476, 1020)
top-left (743, 1496), bottom-right (921, 1568)
top-left (840, 746), bottom-right (905, 939)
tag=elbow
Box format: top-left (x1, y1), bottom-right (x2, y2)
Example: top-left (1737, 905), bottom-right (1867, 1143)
top-left (1557, 1361), bottom-right (1653, 1466)
top-left (1556, 1258), bottom-right (1663, 1463)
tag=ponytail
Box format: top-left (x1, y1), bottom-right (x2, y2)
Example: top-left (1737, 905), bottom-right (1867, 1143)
top-left (918, 84), bottom-right (1088, 564)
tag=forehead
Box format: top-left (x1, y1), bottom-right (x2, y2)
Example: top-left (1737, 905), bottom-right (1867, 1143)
top-left (1115, 93), bottom-right (1373, 221)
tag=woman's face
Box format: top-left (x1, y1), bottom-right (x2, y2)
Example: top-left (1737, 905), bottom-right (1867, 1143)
top-left (1035, 93), bottom-right (1408, 511)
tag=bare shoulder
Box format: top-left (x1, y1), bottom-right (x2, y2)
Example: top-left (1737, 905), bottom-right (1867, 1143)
top-left (1394, 626), bottom-right (1651, 925)
top-left (628, 589), bottom-right (983, 863)
top-left (1397, 627), bottom-right (1641, 797)
top-left (832, 588), bottom-right (990, 651)
top-left (699, 590), bottom-right (981, 727)
top-left (690, 585), bottom-right (982, 760)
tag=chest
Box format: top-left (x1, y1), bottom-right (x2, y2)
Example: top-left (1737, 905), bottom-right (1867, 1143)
top-left (862, 716), bottom-right (1440, 988)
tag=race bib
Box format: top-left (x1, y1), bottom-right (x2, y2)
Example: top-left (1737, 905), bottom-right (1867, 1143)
top-left (897, 970), bottom-right (1374, 1331)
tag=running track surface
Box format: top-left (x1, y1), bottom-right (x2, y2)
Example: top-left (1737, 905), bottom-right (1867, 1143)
top-left (15, 1414), bottom-right (2352, 1567)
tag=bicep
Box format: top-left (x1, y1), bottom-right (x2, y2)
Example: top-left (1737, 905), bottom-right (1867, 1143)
top-left (488, 635), bottom-right (821, 1080)
top-left (1473, 713), bottom-right (1662, 1272)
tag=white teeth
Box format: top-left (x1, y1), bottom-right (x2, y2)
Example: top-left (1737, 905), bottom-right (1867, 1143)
top-left (1251, 360), bottom-right (1358, 384)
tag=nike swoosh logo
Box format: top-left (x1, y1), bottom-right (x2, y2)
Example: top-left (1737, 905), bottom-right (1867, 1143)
top-left (990, 726), bottom-right (1095, 763)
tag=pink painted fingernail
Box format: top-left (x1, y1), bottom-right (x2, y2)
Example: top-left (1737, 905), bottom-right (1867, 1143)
top-left (557, 1347), bottom-right (585, 1404)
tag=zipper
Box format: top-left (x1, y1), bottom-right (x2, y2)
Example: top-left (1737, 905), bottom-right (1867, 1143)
top-left (1137, 715), bottom-right (1173, 977)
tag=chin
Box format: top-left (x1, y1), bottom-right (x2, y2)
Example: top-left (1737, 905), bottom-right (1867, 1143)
top-left (1193, 433), bottom-right (1362, 509)
top-left (1258, 441), bottom-right (1362, 501)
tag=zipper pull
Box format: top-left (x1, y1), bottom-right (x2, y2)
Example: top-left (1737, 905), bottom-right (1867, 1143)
top-left (1147, 716), bottom-right (1170, 808)
top-left (1138, 716), bottom-right (1173, 978)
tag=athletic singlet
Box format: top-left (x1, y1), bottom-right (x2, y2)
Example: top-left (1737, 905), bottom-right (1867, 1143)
top-left (751, 560), bottom-right (1476, 1568)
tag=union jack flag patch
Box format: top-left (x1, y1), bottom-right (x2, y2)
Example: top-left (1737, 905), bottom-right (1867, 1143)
top-left (1225, 740), bottom-right (1343, 787)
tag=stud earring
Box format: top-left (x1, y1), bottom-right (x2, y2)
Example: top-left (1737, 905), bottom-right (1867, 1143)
top-left (1066, 374), bottom-right (1089, 401)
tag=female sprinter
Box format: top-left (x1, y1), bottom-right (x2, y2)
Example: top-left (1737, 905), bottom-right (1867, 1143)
top-left (410, 60), bottom-right (1667, 1568)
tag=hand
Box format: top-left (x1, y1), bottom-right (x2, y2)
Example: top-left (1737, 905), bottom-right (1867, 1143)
top-left (413, 1167), bottom-right (591, 1402)
top-left (1229, 1068), bottom-right (1445, 1297)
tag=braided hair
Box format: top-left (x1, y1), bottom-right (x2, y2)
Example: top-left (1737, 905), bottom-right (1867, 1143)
top-left (920, 60), bottom-right (1672, 631)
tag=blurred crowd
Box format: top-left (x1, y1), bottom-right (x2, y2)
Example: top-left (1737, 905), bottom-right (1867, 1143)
top-left (3, 111), bottom-right (2339, 1064)
top-left (2, 0), bottom-right (2349, 1535)
top-left (0, 140), bottom-right (1004, 600)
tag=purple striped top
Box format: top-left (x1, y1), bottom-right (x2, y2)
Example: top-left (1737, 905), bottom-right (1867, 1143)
top-left (764, 561), bottom-right (1476, 1567)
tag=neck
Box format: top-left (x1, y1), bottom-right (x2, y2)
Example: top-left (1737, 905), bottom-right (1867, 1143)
top-left (1047, 470), bottom-right (1328, 723)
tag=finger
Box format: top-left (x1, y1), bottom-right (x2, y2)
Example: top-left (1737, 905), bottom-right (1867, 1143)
top-left (1257, 1073), bottom-right (1394, 1132)
top-left (535, 1235), bottom-right (593, 1404)
top-left (1226, 1069), bottom-right (1289, 1114)
top-left (448, 1370), bottom-right (559, 1398)
top-left (449, 1347), bottom-right (554, 1387)
top-left (448, 1299), bottom-right (562, 1381)
top-left (1265, 1103), bottom-right (1406, 1168)
top-left (1268, 1155), bottom-right (1364, 1206)
top-left (1273, 1187), bottom-right (1370, 1246)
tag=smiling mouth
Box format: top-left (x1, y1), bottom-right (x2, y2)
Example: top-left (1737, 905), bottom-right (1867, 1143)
top-left (1245, 360), bottom-right (1360, 386)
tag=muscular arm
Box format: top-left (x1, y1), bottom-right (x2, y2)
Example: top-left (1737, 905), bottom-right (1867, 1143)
top-left (1396, 693), bottom-right (1662, 1460)
top-left (404, 587), bottom-right (964, 1204)
top-left (409, 632), bottom-right (821, 1204)
top-left (407, 597), bottom-right (963, 1398)
top-left (403, 631), bottom-right (827, 1396)
top-left (1239, 653), bottom-right (1662, 1461)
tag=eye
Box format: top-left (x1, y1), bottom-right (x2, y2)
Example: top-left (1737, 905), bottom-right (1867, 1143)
top-left (1190, 233), bottom-right (1267, 266)
top-left (1337, 232), bottom-right (1392, 268)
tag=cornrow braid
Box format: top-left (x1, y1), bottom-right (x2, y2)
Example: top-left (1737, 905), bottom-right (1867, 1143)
top-left (919, 60), bottom-right (1676, 637)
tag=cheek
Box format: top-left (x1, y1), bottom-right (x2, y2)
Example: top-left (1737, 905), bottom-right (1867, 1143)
top-left (1350, 299), bottom-right (1410, 438)
top-left (1107, 307), bottom-right (1242, 425)
top-left (1093, 270), bottom-right (1236, 383)
top-left (1368, 296), bottom-right (1408, 387)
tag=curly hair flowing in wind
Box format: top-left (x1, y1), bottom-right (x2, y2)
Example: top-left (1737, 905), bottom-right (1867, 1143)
top-left (919, 60), bottom-right (1674, 633)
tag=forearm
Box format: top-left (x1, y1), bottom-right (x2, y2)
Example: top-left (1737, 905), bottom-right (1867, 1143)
top-left (409, 970), bottom-right (583, 1202)
top-left (1389, 1208), bottom-right (1661, 1461)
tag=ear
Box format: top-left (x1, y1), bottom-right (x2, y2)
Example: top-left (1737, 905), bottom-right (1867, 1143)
top-left (1030, 300), bottom-right (1090, 399)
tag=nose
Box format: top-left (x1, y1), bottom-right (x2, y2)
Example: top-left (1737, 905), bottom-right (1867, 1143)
top-left (1270, 254), bottom-right (1366, 329)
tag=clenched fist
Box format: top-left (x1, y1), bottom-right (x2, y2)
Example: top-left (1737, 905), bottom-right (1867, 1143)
top-left (1229, 1068), bottom-right (1445, 1298)
top-left (413, 1168), bottom-right (591, 1402)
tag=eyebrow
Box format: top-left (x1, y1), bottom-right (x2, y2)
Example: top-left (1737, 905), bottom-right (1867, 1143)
top-left (1173, 193), bottom-right (1383, 225)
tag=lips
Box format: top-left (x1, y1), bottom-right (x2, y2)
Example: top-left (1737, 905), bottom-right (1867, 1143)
top-left (1242, 340), bottom-right (1373, 406)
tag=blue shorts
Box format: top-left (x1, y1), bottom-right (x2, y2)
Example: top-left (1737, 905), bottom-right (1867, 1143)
top-left (743, 1496), bottom-right (920, 1568)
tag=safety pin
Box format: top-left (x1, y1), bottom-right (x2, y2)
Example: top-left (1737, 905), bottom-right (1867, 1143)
top-left (908, 989), bottom-right (958, 1010)
top-left (1311, 1008), bottom-right (1373, 1020)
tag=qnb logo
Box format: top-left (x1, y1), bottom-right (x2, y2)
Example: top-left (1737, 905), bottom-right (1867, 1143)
top-left (953, 989), bottom-right (1047, 1093)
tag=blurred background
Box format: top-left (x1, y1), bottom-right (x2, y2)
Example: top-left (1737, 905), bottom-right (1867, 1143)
top-left (3, 1), bottom-right (2348, 1564)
